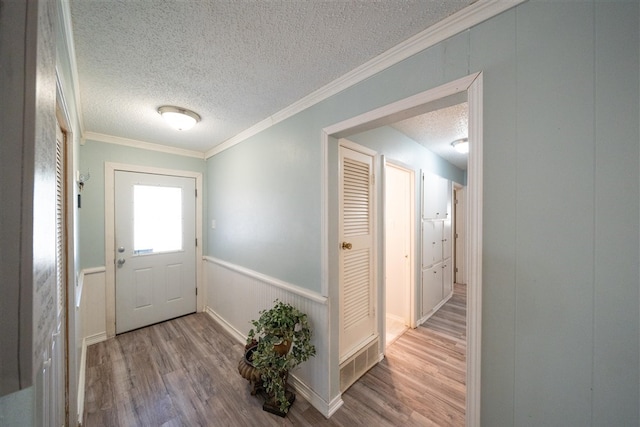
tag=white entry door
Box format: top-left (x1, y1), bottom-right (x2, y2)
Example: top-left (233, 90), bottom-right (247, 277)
top-left (115, 171), bottom-right (196, 334)
top-left (339, 141), bottom-right (377, 361)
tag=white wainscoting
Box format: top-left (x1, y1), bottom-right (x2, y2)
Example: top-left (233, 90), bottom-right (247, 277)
top-left (77, 267), bottom-right (107, 423)
top-left (80, 267), bottom-right (107, 339)
top-left (203, 256), bottom-right (337, 417)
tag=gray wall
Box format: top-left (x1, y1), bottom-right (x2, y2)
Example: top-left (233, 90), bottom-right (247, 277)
top-left (206, 1), bottom-right (639, 424)
top-left (78, 140), bottom-right (206, 270)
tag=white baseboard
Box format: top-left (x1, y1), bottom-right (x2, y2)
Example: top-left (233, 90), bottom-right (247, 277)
top-left (77, 337), bottom-right (87, 424)
top-left (77, 338), bottom-right (86, 424)
top-left (287, 372), bottom-right (335, 418)
top-left (417, 291), bottom-right (453, 326)
top-left (326, 394), bottom-right (345, 418)
top-left (85, 332), bottom-right (107, 347)
top-left (204, 306), bottom-right (246, 344)
top-left (77, 332), bottom-right (107, 424)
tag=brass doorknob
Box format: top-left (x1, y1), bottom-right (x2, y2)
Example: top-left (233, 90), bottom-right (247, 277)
top-left (341, 242), bottom-right (353, 250)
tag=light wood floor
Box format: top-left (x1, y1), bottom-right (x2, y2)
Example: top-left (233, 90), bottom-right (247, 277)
top-left (83, 283), bottom-right (466, 426)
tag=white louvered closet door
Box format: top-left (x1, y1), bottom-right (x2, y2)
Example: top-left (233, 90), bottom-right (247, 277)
top-left (53, 121), bottom-right (67, 427)
top-left (339, 142), bottom-right (376, 362)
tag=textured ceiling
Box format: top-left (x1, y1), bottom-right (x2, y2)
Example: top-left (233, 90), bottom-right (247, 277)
top-left (391, 102), bottom-right (468, 170)
top-left (69, 0), bottom-right (474, 154)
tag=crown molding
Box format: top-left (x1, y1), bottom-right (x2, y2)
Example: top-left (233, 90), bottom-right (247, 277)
top-left (83, 131), bottom-right (205, 159)
top-left (205, 0), bottom-right (525, 159)
top-left (58, 0), bottom-right (85, 136)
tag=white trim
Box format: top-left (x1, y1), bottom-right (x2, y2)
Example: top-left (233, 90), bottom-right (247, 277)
top-left (105, 163), bottom-right (204, 338)
top-left (322, 72), bottom-right (483, 426)
top-left (383, 159), bottom-right (417, 330)
top-left (84, 332), bottom-right (107, 347)
top-left (466, 72), bottom-right (483, 427)
top-left (81, 266), bottom-right (107, 275)
top-left (205, 0), bottom-right (523, 159)
top-left (326, 394), bottom-right (345, 418)
top-left (287, 374), bottom-right (333, 419)
top-left (203, 256), bottom-right (328, 305)
top-left (203, 306), bottom-right (245, 343)
top-left (321, 133), bottom-right (329, 297)
top-left (77, 337), bottom-right (87, 424)
top-left (76, 266), bottom-right (106, 309)
top-left (58, 0), bottom-right (85, 138)
top-left (84, 131), bottom-right (205, 159)
top-left (204, 117), bottom-right (275, 158)
top-left (417, 292), bottom-right (453, 326)
top-left (324, 73), bottom-right (479, 137)
top-left (77, 332), bottom-right (107, 424)
top-left (338, 137), bottom-right (377, 157)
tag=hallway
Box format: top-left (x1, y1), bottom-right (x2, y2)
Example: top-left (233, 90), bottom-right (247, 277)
top-left (83, 284), bottom-right (466, 426)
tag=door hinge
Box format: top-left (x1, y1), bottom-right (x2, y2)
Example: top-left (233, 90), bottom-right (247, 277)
top-left (195, 238), bottom-right (198, 247)
top-left (195, 189), bottom-right (197, 197)
top-left (196, 288), bottom-right (198, 296)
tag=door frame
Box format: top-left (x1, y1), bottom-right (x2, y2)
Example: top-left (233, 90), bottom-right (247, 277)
top-left (104, 163), bottom-right (203, 338)
top-left (338, 139), bottom-right (378, 364)
top-left (322, 72), bottom-right (483, 425)
top-left (56, 73), bottom-right (76, 426)
top-left (454, 183), bottom-right (467, 285)
top-left (382, 158), bottom-right (416, 335)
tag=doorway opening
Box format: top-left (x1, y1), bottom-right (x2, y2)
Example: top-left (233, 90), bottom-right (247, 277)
top-left (383, 161), bottom-right (415, 347)
top-left (323, 72), bottom-right (483, 425)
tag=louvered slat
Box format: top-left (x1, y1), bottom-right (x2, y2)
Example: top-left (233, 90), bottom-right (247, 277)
top-left (342, 152), bottom-right (371, 330)
top-left (343, 157), bottom-right (370, 237)
top-left (55, 125), bottom-right (65, 317)
top-left (343, 249), bottom-right (370, 330)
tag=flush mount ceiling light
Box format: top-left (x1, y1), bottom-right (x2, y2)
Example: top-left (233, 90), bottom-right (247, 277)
top-left (158, 106), bottom-right (201, 131)
top-left (451, 137), bottom-right (469, 154)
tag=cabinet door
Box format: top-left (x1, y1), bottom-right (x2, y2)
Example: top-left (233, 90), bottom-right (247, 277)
top-left (422, 220), bottom-right (443, 267)
top-left (442, 178), bottom-right (452, 220)
top-left (423, 171), bottom-right (451, 220)
top-left (442, 219), bottom-right (452, 259)
top-left (422, 264), bottom-right (443, 316)
top-left (422, 171), bottom-right (440, 219)
top-left (442, 259), bottom-right (453, 297)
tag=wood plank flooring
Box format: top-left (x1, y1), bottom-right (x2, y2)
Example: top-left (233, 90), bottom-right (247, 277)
top-left (83, 283), bottom-right (466, 426)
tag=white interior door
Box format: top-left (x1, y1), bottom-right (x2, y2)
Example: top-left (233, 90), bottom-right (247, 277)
top-left (115, 171), bottom-right (196, 334)
top-left (339, 141), bottom-right (376, 362)
top-left (53, 121), bottom-right (67, 427)
top-left (384, 163), bottom-right (412, 327)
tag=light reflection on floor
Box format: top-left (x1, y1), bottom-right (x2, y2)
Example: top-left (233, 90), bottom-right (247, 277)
top-left (385, 316), bottom-right (408, 347)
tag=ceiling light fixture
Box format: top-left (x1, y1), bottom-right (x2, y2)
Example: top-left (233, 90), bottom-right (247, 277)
top-left (158, 106), bottom-right (201, 131)
top-left (451, 137), bottom-right (469, 154)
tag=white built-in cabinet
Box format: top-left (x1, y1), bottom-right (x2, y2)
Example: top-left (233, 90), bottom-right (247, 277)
top-left (421, 171), bottom-right (453, 320)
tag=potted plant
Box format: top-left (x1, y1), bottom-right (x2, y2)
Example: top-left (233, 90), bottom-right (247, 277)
top-left (246, 300), bottom-right (316, 415)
